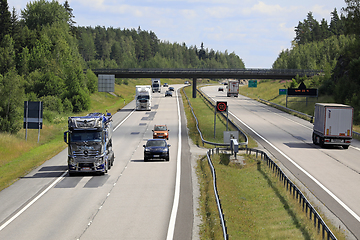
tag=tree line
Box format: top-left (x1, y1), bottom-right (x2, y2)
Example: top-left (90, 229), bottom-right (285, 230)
top-left (272, 0), bottom-right (360, 123)
top-left (0, 0), bottom-right (245, 134)
top-left (77, 26), bottom-right (245, 69)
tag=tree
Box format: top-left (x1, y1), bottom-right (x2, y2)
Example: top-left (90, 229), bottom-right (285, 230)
top-left (343, 0), bottom-right (360, 36)
top-left (0, 69), bottom-right (25, 133)
top-left (21, 0), bottom-right (69, 30)
top-left (0, 0), bottom-right (11, 42)
top-left (0, 34), bottom-right (15, 75)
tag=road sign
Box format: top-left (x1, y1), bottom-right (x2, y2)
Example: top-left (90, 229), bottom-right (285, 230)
top-left (24, 101), bottom-right (43, 129)
top-left (248, 80), bottom-right (257, 88)
top-left (287, 88), bottom-right (318, 96)
top-left (279, 89), bottom-right (287, 95)
top-left (216, 101), bottom-right (227, 112)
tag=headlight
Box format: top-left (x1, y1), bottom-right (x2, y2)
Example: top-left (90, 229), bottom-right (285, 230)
top-left (162, 148), bottom-right (168, 152)
top-left (95, 157), bottom-right (104, 167)
top-left (145, 148), bottom-right (150, 152)
top-left (68, 157), bottom-right (76, 166)
top-left (154, 133), bottom-right (157, 135)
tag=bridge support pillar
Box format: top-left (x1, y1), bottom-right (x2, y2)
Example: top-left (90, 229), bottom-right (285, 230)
top-left (192, 78), bottom-right (197, 98)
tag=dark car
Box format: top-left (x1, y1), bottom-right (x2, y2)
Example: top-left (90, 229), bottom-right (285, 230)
top-left (143, 139), bottom-right (170, 161)
top-left (218, 87), bottom-right (224, 91)
top-left (165, 90), bottom-right (172, 97)
top-left (168, 87), bottom-right (175, 91)
top-left (163, 83), bottom-right (168, 87)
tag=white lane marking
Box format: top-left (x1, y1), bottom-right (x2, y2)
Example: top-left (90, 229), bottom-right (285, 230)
top-left (230, 111), bottom-right (360, 223)
top-left (114, 109), bottom-right (136, 131)
top-left (166, 88), bottom-right (182, 240)
top-left (0, 108), bottom-right (136, 232)
top-left (0, 171), bottom-right (67, 231)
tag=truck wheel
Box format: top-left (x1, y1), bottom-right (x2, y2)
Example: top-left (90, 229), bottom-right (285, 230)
top-left (312, 133), bottom-right (317, 145)
top-left (319, 137), bottom-right (325, 148)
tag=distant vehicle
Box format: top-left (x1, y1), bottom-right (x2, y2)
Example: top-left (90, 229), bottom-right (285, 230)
top-left (184, 81), bottom-right (190, 85)
top-left (163, 83), bottom-right (168, 87)
top-left (312, 103), bottom-right (353, 149)
top-left (168, 87), bottom-right (174, 91)
top-left (227, 80), bottom-right (239, 97)
top-left (223, 82), bottom-right (228, 85)
top-left (218, 87), bottom-right (224, 91)
top-left (152, 78), bottom-right (161, 93)
top-left (136, 85), bottom-right (151, 111)
top-left (143, 139), bottom-right (170, 161)
top-left (165, 90), bottom-right (172, 97)
top-left (152, 124), bottom-right (169, 140)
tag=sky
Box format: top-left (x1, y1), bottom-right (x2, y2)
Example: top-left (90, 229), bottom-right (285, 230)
top-left (10, 0), bottom-right (347, 68)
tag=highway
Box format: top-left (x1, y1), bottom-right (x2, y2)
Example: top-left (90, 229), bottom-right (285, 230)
top-left (0, 84), bottom-right (200, 240)
top-left (201, 85), bottom-right (360, 239)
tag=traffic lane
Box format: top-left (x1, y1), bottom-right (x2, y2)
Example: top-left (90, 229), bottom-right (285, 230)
top-left (80, 89), bottom-right (180, 239)
top-left (0, 99), bottom-right (137, 230)
top-left (202, 85), bottom-right (360, 237)
top-left (0, 100), bottom-right (154, 239)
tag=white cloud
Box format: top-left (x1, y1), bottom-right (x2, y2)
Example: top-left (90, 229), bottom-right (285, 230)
top-left (251, 1), bottom-right (285, 15)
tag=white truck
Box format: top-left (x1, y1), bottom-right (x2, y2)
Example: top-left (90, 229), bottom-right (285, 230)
top-left (152, 78), bottom-right (161, 93)
top-left (136, 85), bottom-right (151, 111)
top-left (227, 80), bottom-right (239, 97)
top-left (312, 103), bottom-right (353, 149)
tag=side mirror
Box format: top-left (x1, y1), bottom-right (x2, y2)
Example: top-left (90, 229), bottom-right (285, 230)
top-left (152, 130), bottom-right (154, 132)
top-left (64, 131), bottom-right (68, 144)
top-left (143, 145), bottom-right (146, 148)
top-left (168, 144), bottom-right (171, 147)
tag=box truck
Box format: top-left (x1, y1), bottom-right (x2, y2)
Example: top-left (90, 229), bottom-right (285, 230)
top-left (136, 85), bottom-right (151, 111)
top-left (151, 78), bottom-right (161, 93)
top-left (312, 103), bottom-right (353, 149)
top-left (227, 80), bottom-right (239, 97)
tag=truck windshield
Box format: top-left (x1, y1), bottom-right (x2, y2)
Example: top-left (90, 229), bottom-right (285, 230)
top-left (70, 131), bottom-right (102, 142)
top-left (137, 95), bottom-right (149, 100)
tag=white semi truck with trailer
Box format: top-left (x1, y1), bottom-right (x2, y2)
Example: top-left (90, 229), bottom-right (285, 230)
top-left (227, 80), bottom-right (239, 97)
top-left (312, 103), bottom-right (353, 149)
top-left (151, 78), bottom-right (161, 93)
top-left (136, 85), bottom-right (152, 111)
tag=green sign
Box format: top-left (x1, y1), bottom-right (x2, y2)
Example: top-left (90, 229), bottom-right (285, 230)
top-left (279, 89), bottom-right (287, 95)
top-left (248, 80), bottom-right (257, 88)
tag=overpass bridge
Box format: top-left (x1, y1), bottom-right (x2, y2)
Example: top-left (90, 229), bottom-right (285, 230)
top-left (91, 68), bottom-right (322, 98)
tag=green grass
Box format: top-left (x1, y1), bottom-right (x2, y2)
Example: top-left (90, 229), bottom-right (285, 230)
top-left (180, 83), bottom-right (347, 240)
top-left (197, 153), bottom-right (347, 239)
top-left (0, 78), bottom-right (189, 191)
top-left (181, 85), bottom-right (255, 148)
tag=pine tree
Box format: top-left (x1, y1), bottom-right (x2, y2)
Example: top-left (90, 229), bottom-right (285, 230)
top-left (0, 0), bottom-right (11, 42)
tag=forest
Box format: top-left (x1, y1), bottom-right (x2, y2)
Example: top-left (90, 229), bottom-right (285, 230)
top-left (0, 0), bottom-right (245, 134)
top-left (1, 0), bottom-right (360, 133)
top-left (273, 1), bottom-right (360, 123)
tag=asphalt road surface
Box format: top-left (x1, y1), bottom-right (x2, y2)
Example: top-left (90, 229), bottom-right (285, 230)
top-left (0, 84), bottom-right (200, 240)
top-left (202, 85), bottom-right (360, 239)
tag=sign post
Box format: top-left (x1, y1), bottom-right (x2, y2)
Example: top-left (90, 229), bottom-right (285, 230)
top-left (215, 101), bottom-right (227, 138)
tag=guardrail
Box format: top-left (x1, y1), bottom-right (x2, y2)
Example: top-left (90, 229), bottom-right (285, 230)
top-left (188, 88), bottom-right (337, 240)
top-left (258, 98), bottom-right (360, 138)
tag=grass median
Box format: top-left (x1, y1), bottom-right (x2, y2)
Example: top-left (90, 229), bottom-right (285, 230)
top-left (180, 85), bottom-right (347, 240)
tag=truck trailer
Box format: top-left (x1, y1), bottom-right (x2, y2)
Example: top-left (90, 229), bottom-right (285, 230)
top-left (136, 85), bottom-right (152, 111)
top-left (64, 112), bottom-right (114, 175)
top-left (227, 80), bottom-right (239, 97)
top-left (312, 103), bottom-right (353, 149)
top-left (152, 78), bottom-right (161, 93)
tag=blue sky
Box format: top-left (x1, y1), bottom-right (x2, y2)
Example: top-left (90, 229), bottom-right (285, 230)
top-left (10, 0), bottom-right (347, 68)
